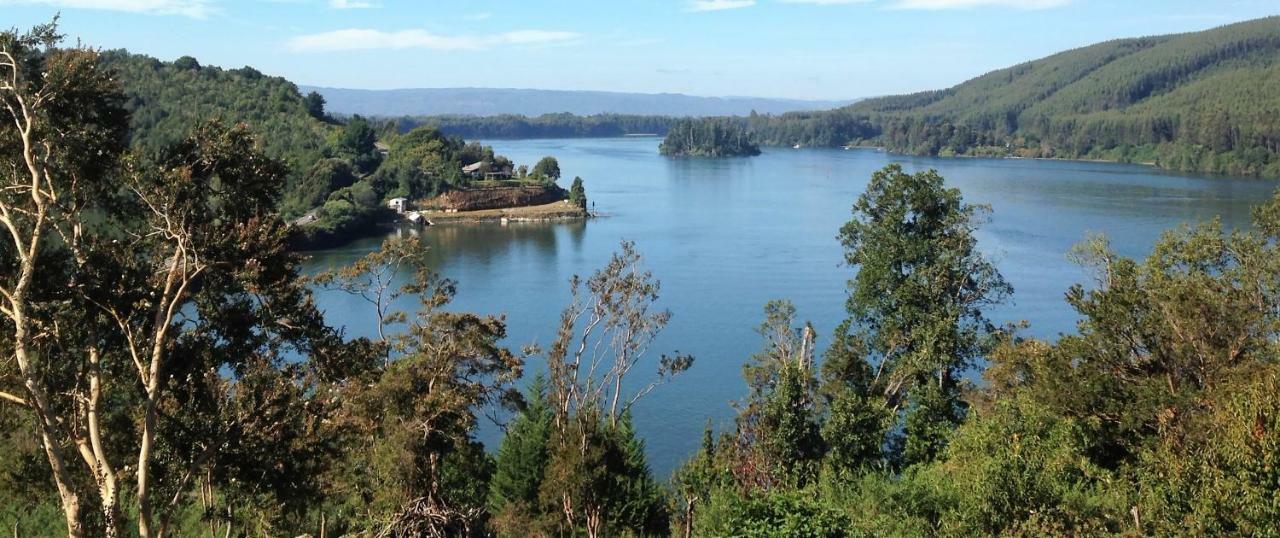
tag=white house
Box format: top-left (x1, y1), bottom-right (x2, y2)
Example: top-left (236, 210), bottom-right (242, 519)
top-left (387, 197), bottom-right (408, 214)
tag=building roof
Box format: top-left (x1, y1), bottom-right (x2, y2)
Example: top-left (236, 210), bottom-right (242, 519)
top-left (461, 162), bottom-right (484, 173)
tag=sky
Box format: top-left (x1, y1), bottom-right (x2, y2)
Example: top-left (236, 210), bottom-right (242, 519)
top-left (2, 0), bottom-right (1278, 100)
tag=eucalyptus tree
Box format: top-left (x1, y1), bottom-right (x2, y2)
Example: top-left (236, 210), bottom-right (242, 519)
top-left (1, 24), bottom-right (347, 537)
top-left (539, 240), bottom-right (693, 538)
top-left (0, 21), bottom-right (128, 537)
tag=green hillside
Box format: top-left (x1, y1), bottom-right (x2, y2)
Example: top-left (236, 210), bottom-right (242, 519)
top-left (98, 51), bottom-right (554, 247)
top-left (751, 16), bottom-right (1280, 177)
top-left (101, 51), bottom-right (331, 177)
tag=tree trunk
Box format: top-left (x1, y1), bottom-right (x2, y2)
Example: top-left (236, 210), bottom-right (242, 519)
top-left (137, 394), bottom-right (157, 538)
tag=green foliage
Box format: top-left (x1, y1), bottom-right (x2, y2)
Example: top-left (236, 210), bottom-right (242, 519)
top-left (821, 388), bottom-right (889, 477)
top-left (313, 237), bottom-right (523, 535)
top-left (840, 164), bottom-right (1009, 464)
top-left (698, 489), bottom-right (851, 538)
top-left (924, 395), bottom-right (1127, 536)
top-left (661, 117), bottom-right (761, 157)
top-left (569, 176), bottom-right (588, 209)
top-left (304, 90), bottom-right (326, 120)
top-left (531, 155), bottom-right (561, 180)
top-left (333, 114), bottom-right (382, 174)
top-left (371, 126), bottom-right (466, 199)
top-left (539, 412), bottom-right (669, 537)
top-left (733, 301), bottom-right (824, 489)
top-left (1136, 367), bottom-right (1280, 535)
top-left (102, 50), bottom-right (330, 179)
top-left (488, 376), bottom-right (553, 532)
top-left (281, 158), bottom-right (358, 218)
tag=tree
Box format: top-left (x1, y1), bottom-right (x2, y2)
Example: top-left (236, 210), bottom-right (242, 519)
top-left (539, 241), bottom-right (693, 537)
top-left (172, 55), bottom-right (200, 70)
top-left (488, 375), bottom-right (553, 534)
top-left (335, 115), bottom-right (381, 174)
top-left (531, 156), bottom-right (561, 181)
top-left (732, 301), bottom-right (823, 489)
top-left (819, 322), bottom-right (889, 476)
top-left (569, 176), bottom-right (588, 209)
top-left (314, 237), bottom-right (523, 536)
top-left (304, 90), bottom-right (326, 120)
top-left (838, 165), bottom-right (1010, 465)
top-left (2, 25), bottom-right (356, 537)
top-left (0, 21), bottom-right (129, 537)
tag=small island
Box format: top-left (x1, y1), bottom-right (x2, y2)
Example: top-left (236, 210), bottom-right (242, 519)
top-left (659, 117), bottom-right (761, 157)
top-left (416, 165), bottom-right (589, 224)
top-left (290, 124), bottom-right (590, 248)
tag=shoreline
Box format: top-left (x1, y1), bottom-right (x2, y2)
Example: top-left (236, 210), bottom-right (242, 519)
top-left (421, 200), bottom-right (591, 224)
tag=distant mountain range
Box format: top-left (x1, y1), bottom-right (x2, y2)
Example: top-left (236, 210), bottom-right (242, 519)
top-left (301, 86), bottom-right (855, 118)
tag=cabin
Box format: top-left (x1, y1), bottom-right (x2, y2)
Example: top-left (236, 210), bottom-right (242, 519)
top-left (461, 162), bottom-right (485, 178)
top-left (387, 197), bottom-right (408, 214)
top-left (462, 161), bottom-right (514, 180)
top-left (485, 165), bottom-right (514, 181)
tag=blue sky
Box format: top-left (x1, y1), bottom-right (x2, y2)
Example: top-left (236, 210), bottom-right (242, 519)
top-left (3, 0), bottom-right (1277, 100)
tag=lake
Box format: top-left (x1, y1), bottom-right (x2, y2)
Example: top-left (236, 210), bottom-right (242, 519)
top-left (302, 137), bottom-right (1278, 478)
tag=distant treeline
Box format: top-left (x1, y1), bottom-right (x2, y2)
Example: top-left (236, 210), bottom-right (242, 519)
top-left (392, 16), bottom-right (1280, 178)
top-left (392, 113), bottom-right (680, 139)
top-left (743, 16), bottom-right (1280, 178)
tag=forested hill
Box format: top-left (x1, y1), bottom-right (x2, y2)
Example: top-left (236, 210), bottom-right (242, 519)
top-left (750, 16), bottom-right (1280, 178)
top-left (303, 86), bottom-right (853, 117)
top-left (101, 51), bottom-right (331, 176)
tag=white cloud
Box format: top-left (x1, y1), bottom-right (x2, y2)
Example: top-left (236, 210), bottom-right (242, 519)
top-left (688, 0), bottom-right (755, 12)
top-left (0, 0), bottom-right (213, 17)
top-left (329, 0), bottom-right (374, 8)
top-left (778, 0), bottom-right (872, 4)
top-left (286, 28), bottom-right (580, 52)
top-left (891, 0), bottom-right (1069, 9)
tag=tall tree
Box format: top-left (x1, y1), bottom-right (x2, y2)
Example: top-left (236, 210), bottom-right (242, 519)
top-left (732, 301), bottom-right (823, 489)
top-left (838, 164), bottom-right (1009, 465)
top-left (488, 375), bottom-right (553, 534)
top-left (304, 90), bottom-right (326, 120)
top-left (2, 24), bottom-right (349, 537)
top-left (0, 20), bottom-right (128, 537)
top-left (539, 241), bottom-right (692, 537)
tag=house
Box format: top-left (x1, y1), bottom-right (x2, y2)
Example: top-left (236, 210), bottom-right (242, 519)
top-left (462, 161), bottom-right (515, 180)
top-left (484, 165), bottom-right (514, 181)
top-left (461, 161), bottom-right (485, 178)
top-left (387, 197), bottom-right (408, 214)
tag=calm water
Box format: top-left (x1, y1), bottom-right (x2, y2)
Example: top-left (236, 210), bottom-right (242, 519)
top-left (302, 137), bottom-right (1277, 477)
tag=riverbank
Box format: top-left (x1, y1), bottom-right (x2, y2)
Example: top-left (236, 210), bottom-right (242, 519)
top-left (422, 200), bottom-right (589, 223)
